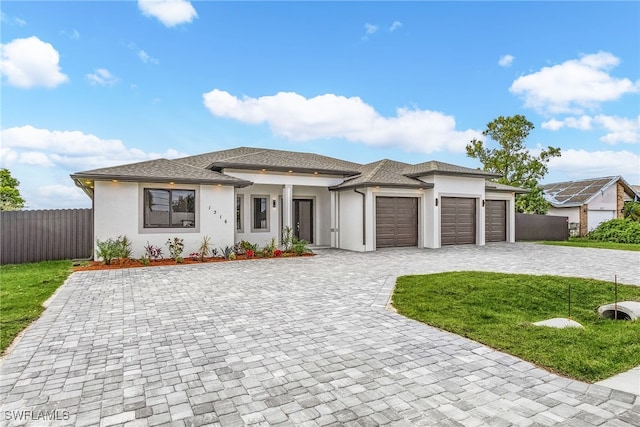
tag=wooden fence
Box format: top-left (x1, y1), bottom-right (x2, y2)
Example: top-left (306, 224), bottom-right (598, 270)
top-left (515, 213), bottom-right (569, 241)
top-left (1, 209), bottom-right (93, 264)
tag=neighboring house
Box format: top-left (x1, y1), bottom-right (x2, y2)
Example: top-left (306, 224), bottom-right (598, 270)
top-left (71, 147), bottom-right (526, 258)
top-left (543, 176), bottom-right (640, 237)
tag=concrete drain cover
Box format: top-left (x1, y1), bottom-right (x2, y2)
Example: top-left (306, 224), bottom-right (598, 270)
top-left (533, 318), bottom-right (584, 329)
top-left (598, 301), bottom-right (640, 321)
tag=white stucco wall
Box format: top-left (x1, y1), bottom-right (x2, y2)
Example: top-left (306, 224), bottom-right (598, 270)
top-left (420, 175), bottom-right (486, 248)
top-left (336, 190), bottom-right (366, 252)
top-left (547, 206), bottom-right (580, 223)
top-left (588, 184), bottom-right (617, 210)
top-left (94, 181), bottom-right (235, 259)
top-left (485, 191), bottom-right (516, 243)
top-left (235, 184), bottom-right (282, 247)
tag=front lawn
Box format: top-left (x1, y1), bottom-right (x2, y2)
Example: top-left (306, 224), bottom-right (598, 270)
top-left (540, 238), bottom-right (640, 251)
top-left (393, 272), bottom-right (640, 382)
top-left (0, 260), bottom-right (72, 354)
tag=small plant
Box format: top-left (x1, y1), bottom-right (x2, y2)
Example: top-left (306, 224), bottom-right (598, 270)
top-left (274, 249), bottom-right (283, 257)
top-left (281, 226), bottom-right (293, 252)
top-left (143, 242), bottom-right (163, 261)
top-left (220, 245), bottom-right (235, 259)
top-left (210, 247), bottom-right (219, 257)
top-left (96, 238), bottom-right (118, 265)
top-left (117, 235), bottom-right (133, 259)
top-left (229, 252), bottom-right (236, 260)
top-left (198, 236), bottom-right (212, 261)
top-left (96, 235), bottom-right (131, 265)
top-left (246, 249), bottom-right (255, 258)
top-left (189, 252), bottom-right (201, 261)
top-left (166, 237), bottom-right (185, 263)
top-left (139, 257), bottom-right (150, 266)
top-left (291, 237), bottom-right (310, 256)
top-left (263, 237), bottom-right (277, 257)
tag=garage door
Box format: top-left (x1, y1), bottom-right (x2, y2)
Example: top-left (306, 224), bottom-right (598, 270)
top-left (376, 197), bottom-right (418, 248)
top-left (485, 200), bottom-right (507, 242)
top-left (441, 197), bottom-right (476, 245)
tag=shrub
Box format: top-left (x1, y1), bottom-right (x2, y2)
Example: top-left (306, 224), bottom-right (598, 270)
top-left (198, 236), bottom-right (212, 261)
top-left (263, 237), bottom-right (277, 257)
top-left (623, 201), bottom-right (640, 222)
top-left (96, 235), bottom-right (131, 265)
top-left (166, 237), bottom-right (185, 263)
top-left (291, 238), bottom-right (310, 256)
top-left (281, 226), bottom-right (293, 252)
top-left (220, 246), bottom-right (234, 259)
top-left (143, 242), bottom-right (163, 261)
top-left (588, 218), bottom-right (640, 244)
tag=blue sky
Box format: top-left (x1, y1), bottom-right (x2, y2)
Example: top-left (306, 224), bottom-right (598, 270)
top-left (1, 1), bottom-right (639, 209)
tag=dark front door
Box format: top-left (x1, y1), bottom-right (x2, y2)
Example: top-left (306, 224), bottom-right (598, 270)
top-left (294, 199), bottom-right (313, 243)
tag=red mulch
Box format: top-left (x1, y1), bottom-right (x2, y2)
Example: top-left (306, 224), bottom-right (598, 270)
top-left (74, 253), bottom-right (314, 271)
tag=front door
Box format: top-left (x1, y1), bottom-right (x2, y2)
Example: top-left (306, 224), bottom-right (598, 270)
top-left (293, 199), bottom-right (313, 243)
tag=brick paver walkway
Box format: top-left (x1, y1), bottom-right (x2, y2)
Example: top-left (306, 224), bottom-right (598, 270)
top-left (1, 243), bottom-right (639, 426)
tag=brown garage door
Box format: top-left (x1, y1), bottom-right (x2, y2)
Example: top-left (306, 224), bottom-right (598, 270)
top-left (441, 197), bottom-right (476, 245)
top-left (376, 197), bottom-right (418, 248)
top-left (485, 200), bottom-right (507, 242)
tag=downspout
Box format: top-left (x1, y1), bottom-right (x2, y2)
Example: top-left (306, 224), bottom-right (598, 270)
top-left (353, 188), bottom-right (366, 246)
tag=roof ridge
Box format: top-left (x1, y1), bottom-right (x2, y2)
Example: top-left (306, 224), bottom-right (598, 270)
top-left (363, 159), bottom-right (390, 181)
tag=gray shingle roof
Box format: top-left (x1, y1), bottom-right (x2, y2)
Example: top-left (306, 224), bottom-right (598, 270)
top-left (403, 161), bottom-right (500, 178)
top-left (485, 181), bottom-right (529, 194)
top-left (176, 147), bottom-right (361, 175)
top-left (542, 176), bottom-right (619, 207)
top-left (71, 158), bottom-right (251, 186)
top-left (331, 159), bottom-right (433, 190)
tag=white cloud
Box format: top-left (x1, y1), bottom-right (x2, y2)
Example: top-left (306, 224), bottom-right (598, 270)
top-left (541, 119), bottom-right (564, 131)
top-left (364, 23), bottom-right (378, 34)
top-left (595, 115), bottom-right (640, 144)
top-left (37, 184), bottom-right (87, 203)
top-left (1, 12), bottom-right (26, 26)
top-left (60, 29), bottom-right (80, 40)
top-left (202, 89), bottom-right (480, 154)
top-left (548, 148), bottom-right (640, 184)
top-left (541, 115), bottom-right (639, 144)
top-left (0, 125), bottom-right (186, 170)
top-left (138, 50), bottom-right (159, 64)
top-left (498, 54), bottom-right (514, 67)
top-left (389, 21), bottom-right (402, 32)
top-left (86, 68), bottom-right (119, 86)
top-left (138, 0), bottom-right (198, 27)
top-left (0, 36), bottom-right (69, 88)
top-left (362, 23), bottom-right (378, 40)
top-left (510, 52), bottom-right (639, 114)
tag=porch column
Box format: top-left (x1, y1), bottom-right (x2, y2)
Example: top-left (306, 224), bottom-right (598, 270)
top-left (282, 184), bottom-right (293, 233)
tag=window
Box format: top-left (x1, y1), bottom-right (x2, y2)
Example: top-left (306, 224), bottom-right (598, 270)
top-left (252, 195), bottom-right (269, 231)
top-left (236, 195), bottom-right (244, 232)
top-left (144, 189), bottom-right (195, 228)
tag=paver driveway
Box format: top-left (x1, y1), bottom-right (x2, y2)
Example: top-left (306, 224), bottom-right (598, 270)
top-left (1, 243), bottom-right (639, 426)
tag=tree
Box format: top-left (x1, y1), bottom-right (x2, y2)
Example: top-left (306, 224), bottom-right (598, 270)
top-left (623, 201), bottom-right (640, 222)
top-left (466, 115), bottom-right (561, 214)
top-left (0, 168), bottom-right (26, 211)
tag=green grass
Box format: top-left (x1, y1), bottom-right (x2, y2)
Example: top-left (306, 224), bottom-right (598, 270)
top-left (540, 238), bottom-right (640, 251)
top-left (0, 260), bottom-right (72, 353)
top-left (393, 272), bottom-right (640, 382)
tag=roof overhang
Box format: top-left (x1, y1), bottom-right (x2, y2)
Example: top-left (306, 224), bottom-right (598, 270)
top-left (405, 170), bottom-right (501, 179)
top-left (210, 162), bottom-right (361, 177)
top-left (329, 182), bottom-right (434, 191)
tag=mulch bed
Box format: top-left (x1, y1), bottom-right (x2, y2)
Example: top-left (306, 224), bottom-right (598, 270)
top-left (74, 253), bottom-right (314, 271)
